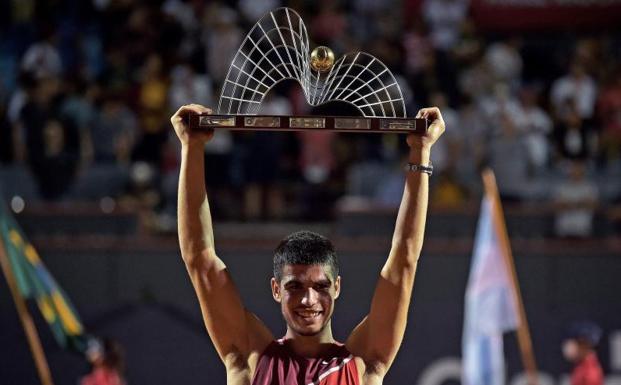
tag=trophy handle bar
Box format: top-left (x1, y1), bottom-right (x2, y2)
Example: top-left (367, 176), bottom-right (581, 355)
top-left (189, 114), bottom-right (428, 135)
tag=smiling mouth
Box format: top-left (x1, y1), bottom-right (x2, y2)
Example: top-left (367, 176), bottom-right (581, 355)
top-left (295, 310), bottom-right (323, 319)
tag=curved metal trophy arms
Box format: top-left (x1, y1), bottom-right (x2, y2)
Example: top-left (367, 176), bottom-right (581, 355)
top-left (191, 7), bottom-right (427, 134)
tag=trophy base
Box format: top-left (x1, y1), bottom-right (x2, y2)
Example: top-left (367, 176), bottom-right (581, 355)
top-left (190, 114), bottom-right (428, 134)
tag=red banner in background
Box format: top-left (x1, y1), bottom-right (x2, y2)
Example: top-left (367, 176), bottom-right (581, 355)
top-left (471, 0), bottom-right (621, 31)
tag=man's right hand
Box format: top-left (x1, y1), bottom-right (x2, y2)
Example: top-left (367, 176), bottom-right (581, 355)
top-left (170, 104), bottom-right (214, 147)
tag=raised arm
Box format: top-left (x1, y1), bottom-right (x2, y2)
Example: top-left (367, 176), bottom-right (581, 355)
top-left (346, 107), bottom-right (445, 377)
top-left (172, 105), bottom-right (272, 368)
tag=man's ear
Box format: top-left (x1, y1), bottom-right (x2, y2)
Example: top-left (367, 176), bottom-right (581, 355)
top-left (334, 276), bottom-right (341, 299)
top-left (271, 277), bottom-right (281, 303)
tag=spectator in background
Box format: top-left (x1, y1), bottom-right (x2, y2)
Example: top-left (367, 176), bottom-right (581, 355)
top-left (562, 321), bottom-right (604, 385)
top-left (456, 95), bottom-right (487, 184)
top-left (551, 61), bottom-right (597, 123)
top-left (21, 27), bottom-right (63, 80)
top-left (20, 77), bottom-right (82, 200)
top-left (310, 0), bottom-right (347, 46)
top-left (298, 129), bottom-right (335, 187)
top-left (203, 5), bottom-right (242, 84)
top-left (123, 4), bottom-right (159, 70)
top-left (31, 117), bottom-right (81, 200)
top-left (549, 60), bottom-right (599, 167)
top-left (553, 99), bottom-right (591, 161)
top-left (458, 57), bottom-right (495, 103)
top-left (427, 91), bottom-right (469, 208)
top-left (78, 25), bottom-right (106, 82)
top-left (81, 337), bottom-right (126, 385)
top-left (484, 83), bottom-right (530, 201)
top-left (553, 161), bottom-right (598, 238)
top-left (479, 82), bottom-right (524, 133)
top-left (60, 79), bottom-right (99, 167)
top-left (168, 62), bottom-right (213, 110)
top-left (422, 0), bottom-right (468, 52)
top-left (550, 60), bottom-right (598, 163)
top-left (402, 21), bottom-right (435, 105)
top-left (132, 53), bottom-right (169, 166)
top-left (519, 86), bottom-right (553, 172)
top-left (422, 0), bottom-right (468, 105)
top-left (350, 0), bottom-right (393, 43)
top-left (451, 18), bottom-right (483, 68)
top-left (597, 68), bottom-right (621, 164)
top-left (162, 0), bottom-right (201, 34)
top-left (484, 37), bottom-right (523, 91)
top-left (5, 73), bottom-right (40, 164)
top-left (100, 47), bottom-right (131, 96)
top-left (92, 92), bottom-right (138, 165)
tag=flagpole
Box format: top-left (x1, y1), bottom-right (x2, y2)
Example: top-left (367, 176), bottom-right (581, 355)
top-left (482, 168), bottom-right (539, 385)
top-left (0, 232), bottom-right (55, 385)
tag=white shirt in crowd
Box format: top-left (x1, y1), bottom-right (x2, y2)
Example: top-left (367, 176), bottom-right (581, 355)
top-left (423, 0), bottom-right (469, 51)
top-left (522, 105), bottom-right (553, 168)
top-left (550, 74), bottom-right (597, 119)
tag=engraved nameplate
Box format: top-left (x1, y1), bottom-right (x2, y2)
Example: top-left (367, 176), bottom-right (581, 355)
top-left (380, 119), bottom-right (417, 130)
top-left (245, 117), bottom-right (281, 127)
top-left (290, 117), bottom-right (325, 129)
top-left (200, 116), bottom-right (236, 127)
top-left (334, 118), bottom-right (371, 130)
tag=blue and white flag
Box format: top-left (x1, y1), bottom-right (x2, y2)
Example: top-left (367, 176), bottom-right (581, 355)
top-left (462, 196), bottom-right (520, 385)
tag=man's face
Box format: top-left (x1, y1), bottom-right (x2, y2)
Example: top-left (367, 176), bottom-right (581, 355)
top-left (271, 264), bottom-right (340, 337)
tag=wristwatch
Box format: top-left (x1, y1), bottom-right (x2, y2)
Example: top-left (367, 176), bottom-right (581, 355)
top-left (404, 162), bottom-right (433, 176)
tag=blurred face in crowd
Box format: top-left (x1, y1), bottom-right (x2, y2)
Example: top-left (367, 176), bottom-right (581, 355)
top-left (562, 338), bottom-right (591, 363)
top-left (271, 263), bottom-right (340, 337)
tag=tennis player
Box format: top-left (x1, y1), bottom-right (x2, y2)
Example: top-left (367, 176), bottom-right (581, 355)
top-left (171, 104), bottom-right (445, 385)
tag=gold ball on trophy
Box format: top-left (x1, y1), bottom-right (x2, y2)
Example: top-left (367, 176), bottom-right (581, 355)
top-left (310, 46), bottom-right (335, 73)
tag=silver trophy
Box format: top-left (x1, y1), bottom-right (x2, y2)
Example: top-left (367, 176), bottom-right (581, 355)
top-left (190, 7), bottom-right (427, 134)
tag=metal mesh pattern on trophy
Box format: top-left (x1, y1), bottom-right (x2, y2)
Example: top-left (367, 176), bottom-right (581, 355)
top-left (218, 7), bottom-right (406, 118)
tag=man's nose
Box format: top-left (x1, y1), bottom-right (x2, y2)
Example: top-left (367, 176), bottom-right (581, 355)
top-left (300, 288), bottom-right (318, 306)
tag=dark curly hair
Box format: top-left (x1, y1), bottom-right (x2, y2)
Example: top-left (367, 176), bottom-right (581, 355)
top-left (273, 230), bottom-right (339, 282)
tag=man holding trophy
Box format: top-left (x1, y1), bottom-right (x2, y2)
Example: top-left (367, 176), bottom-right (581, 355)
top-left (170, 103), bottom-right (444, 385)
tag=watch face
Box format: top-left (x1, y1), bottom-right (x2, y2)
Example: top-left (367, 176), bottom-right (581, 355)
top-left (405, 164), bottom-right (432, 175)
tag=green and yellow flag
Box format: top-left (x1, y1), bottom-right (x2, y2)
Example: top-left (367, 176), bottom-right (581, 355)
top-left (0, 200), bottom-right (85, 352)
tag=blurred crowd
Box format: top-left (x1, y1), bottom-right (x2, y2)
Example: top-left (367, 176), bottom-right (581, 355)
top-left (0, 0), bottom-right (620, 236)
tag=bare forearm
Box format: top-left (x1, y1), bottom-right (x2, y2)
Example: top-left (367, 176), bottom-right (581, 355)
top-left (390, 146), bottom-right (431, 265)
top-left (178, 143), bottom-right (215, 262)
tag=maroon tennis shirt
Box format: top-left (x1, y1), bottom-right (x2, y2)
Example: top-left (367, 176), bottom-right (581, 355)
top-left (251, 338), bottom-right (360, 385)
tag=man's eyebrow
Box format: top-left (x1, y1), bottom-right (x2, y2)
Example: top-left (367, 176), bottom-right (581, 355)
top-left (282, 278), bottom-right (332, 286)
